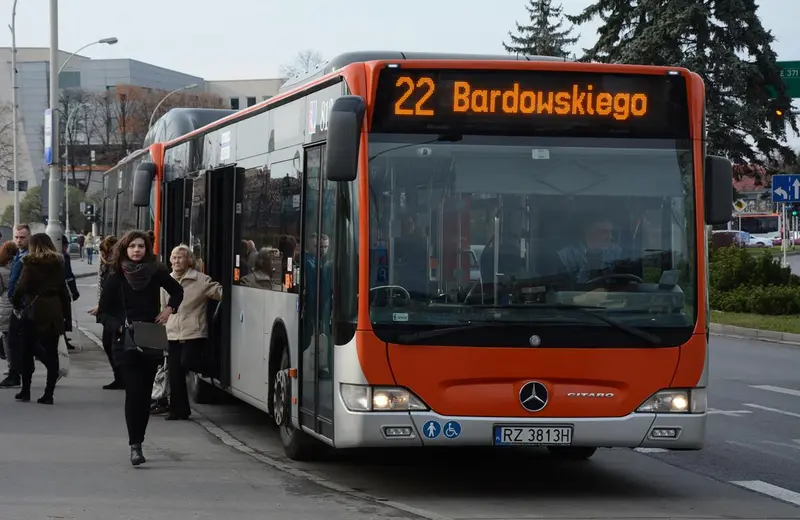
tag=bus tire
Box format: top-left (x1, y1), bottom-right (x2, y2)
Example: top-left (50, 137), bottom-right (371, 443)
top-left (274, 347), bottom-right (318, 461)
top-left (187, 371), bottom-right (218, 405)
top-left (546, 447), bottom-right (597, 460)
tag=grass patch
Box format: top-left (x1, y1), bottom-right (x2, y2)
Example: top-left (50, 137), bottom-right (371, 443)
top-left (711, 310), bottom-right (800, 334)
top-left (745, 246), bottom-right (786, 256)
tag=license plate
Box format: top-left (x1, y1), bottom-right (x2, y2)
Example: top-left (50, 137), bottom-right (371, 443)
top-left (494, 425), bottom-right (573, 446)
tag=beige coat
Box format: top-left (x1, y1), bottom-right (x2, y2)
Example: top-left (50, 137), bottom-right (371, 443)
top-left (161, 269), bottom-right (222, 341)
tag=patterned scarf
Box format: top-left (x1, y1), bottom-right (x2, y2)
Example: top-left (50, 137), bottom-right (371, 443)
top-left (121, 259), bottom-right (158, 291)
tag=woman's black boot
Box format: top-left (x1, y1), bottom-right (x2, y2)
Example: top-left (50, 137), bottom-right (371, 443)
top-left (130, 443), bottom-right (146, 466)
top-left (14, 389), bottom-right (30, 402)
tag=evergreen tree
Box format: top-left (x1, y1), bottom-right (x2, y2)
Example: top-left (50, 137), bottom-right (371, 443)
top-left (568, 0), bottom-right (797, 168)
top-left (504, 0), bottom-right (579, 59)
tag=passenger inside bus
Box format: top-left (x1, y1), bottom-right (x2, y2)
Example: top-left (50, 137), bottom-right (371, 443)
top-left (555, 214), bottom-right (624, 284)
top-left (394, 215), bottom-right (428, 300)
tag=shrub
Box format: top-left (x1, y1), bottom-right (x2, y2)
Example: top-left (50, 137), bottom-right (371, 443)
top-left (709, 245), bottom-right (800, 315)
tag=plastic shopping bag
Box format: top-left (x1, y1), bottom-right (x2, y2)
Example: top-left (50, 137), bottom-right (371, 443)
top-left (151, 359), bottom-right (169, 400)
top-left (57, 335), bottom-right (70, 379)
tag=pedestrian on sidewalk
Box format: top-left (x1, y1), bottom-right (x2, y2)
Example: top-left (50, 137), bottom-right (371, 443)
top-left (97, 230), bottom-right (183, 466)
top-left (0, 241), bottom-right (19, 371)
top-left (11, 233), bottom-right (71, 405)
top-left (162, 244), bottom-right (222, 421)
top-left (61, 235), bottom-right (80, 351)
top-left (0, 224), bottom-right (31, 389)
top-left (89, 235), bottom-right (123, 389)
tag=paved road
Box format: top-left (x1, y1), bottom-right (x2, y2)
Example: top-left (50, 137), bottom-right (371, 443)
top-left (642, 334), bottom-right (800, 504)
top-left (61, 278), bottom-right (800, 519)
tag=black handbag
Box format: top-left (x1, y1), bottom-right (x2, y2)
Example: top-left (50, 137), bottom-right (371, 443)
top-left (119, 286), bottom-right (169, 356)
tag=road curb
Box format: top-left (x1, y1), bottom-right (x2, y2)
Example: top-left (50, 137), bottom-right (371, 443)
top-left (710, 323), bottom-right (800, 347)
top-left (75, 272), bottom-right (96, 279)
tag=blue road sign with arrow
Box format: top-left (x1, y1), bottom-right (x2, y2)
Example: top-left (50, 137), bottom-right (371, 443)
top-left (772, 174), bottom-right (800, 203)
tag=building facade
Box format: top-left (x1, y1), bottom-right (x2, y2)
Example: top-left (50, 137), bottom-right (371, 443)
top-left (0, 47), bottom-right (282, 217)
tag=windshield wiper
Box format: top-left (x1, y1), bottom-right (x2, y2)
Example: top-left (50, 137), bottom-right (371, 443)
top-left (396, 321), bottom-right (508, 342)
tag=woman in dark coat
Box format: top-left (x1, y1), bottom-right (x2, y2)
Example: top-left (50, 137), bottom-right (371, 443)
top-left (11, 233), bottom-right (70, 404)
top-left (97, 230), bottom-right (183, 466)
top-left (89, 235), bottom-right (122, 389)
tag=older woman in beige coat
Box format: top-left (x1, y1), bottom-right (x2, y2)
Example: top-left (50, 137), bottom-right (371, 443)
top-left (160, 244), bottom-right (222, 420)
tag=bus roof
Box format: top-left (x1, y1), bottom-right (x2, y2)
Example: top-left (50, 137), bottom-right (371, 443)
top-left (144, 107), bottom-right (238, 146)
top-left (278, 51), bottom-right (571, 93)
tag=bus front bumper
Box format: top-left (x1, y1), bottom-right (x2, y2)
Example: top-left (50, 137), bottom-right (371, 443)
top-left (333, 410), bottom-right (706, 450)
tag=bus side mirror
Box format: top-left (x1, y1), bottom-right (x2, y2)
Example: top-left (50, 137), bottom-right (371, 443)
top-left (326, 96), bottom-right (366, 182)
top-left (133, 162), bottom-right (156, 207)
top-left (704, 155), bottom-right (733, 226)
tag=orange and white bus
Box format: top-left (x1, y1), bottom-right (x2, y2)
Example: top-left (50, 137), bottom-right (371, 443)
top-left (104, 51), bottom-right (733, 461)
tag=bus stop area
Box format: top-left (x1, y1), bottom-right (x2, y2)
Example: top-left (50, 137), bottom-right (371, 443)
top-left (0, 327), bottom-right (411, 520)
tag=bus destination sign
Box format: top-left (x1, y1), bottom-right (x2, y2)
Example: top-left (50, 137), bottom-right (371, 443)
top-left (371, 68), bottom-right (690, 139)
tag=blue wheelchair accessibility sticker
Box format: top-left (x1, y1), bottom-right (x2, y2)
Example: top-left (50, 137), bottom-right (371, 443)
top-left (443, 421), bottom-right (462, 439)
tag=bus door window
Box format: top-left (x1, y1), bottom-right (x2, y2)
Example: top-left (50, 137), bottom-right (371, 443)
top-left (189, 172), bottom-right (207, 273)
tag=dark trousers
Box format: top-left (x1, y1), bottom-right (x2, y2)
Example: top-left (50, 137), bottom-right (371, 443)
top-left (7, 314), bottom-right (25, 377)
top-left (118, 351), bottom-right (161, 445)
top-left (22, 330), bottom-right (59, 395)
top-left (102, 325), bottom-right (122, 383)
top-left (168, 339), bottom-right (203, 418)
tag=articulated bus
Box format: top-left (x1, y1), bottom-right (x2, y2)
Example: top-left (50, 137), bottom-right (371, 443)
top-left (104, 51), bottom-right (733, 461)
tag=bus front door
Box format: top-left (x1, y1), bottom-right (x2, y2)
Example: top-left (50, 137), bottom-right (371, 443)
top-left (189, 166), bottom-right (236, 387)
top-left (163, 178), bottom-right (190, 261)
top-left (298, 144), bottom-right (334, 442)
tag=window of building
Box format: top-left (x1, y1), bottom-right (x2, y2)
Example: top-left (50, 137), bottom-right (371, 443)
top-left (230, 97), bottom-right (240, 110)
top-left (263, 95), bottom-right (272, 101)
top-left (247, 96), bottom-right (257, 107)
top-left (58, 71), bottom-right (81, 89)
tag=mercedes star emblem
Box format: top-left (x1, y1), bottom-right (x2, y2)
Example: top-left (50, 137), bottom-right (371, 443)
top-left (529, 335), bottom-right (541, 347)
top-left (519, 381), bottom-right (549, 412)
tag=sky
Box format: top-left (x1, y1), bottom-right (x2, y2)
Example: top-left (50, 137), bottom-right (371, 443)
top-left (2, 0), bottom-right (799, 143)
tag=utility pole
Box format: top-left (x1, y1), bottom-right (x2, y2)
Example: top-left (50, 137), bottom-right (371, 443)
top-left (10, 0), bottom-right (19, 226)
top-left (45, 0), bottom-right (62, 250)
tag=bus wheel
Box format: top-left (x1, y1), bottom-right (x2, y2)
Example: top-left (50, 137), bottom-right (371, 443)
top-left (274, 348), bottom-right (317, 461)
top-left (546, 447), bottom-right (597, 460)
top-left (187, 371), bottom-right (217, 405)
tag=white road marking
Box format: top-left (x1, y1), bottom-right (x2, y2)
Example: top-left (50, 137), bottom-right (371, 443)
top-left (634, 447), bottom-right (669, 453)
top-left (750, 385), bottom-right (800, 398)
top-left (707, 408), bottom-right (753, 416)
top-left (190, 411), bottom-right (453, 520)
top-left (761, 440), bottom-right (800, 451)
top-left (75, 324), bottom-right (103, 350)
top-left (742, 403), bottom-right (800, 419)
top-left (730, 480), bottom-right (800, 507)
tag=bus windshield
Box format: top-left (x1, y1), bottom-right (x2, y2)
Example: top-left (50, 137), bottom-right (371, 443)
top-left (367, 135), bottom-right (697, 347)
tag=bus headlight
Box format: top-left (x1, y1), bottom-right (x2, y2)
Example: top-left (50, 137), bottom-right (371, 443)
top-left (340, 384), bottom-right (428, 412)
top-left (636, 389), bottom-right (706, 413)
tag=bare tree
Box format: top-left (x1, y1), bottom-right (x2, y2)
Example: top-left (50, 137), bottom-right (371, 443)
top-left (0, 103), bottom-right (14, 189)
top-left (279, 50), bottom-right (325, 79)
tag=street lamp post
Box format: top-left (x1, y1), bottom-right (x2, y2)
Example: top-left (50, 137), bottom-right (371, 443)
top-left (148, 83), bottom-right (199, 129)
top-left (58, 36), bottom-right (118, 76)
top-left (63, 105), bottom-right (79, 234)
top-left (9, 0), bottom-right (19, 227)
top-left (42, 3), bottom-right (117, 248)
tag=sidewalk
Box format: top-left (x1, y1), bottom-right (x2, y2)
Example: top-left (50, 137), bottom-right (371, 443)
top-left (0, 329), bottom-right (410, 520)
top-left (70, 256), bottom-right (98, 279)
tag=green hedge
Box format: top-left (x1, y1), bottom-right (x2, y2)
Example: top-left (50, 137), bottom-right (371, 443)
top-left (709, 245), bottom-right (800, 315)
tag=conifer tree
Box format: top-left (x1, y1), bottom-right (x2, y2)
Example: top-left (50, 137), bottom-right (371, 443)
top-left (568, 0), bottom-right (797, 167)
top-left (504, 0), bottom-right (579, 59)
